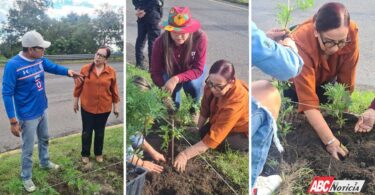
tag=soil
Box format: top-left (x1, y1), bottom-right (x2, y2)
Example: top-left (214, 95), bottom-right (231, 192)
top-left (263, 112), bottom-right (375, 194)
top-left (139, 133), bottom-right (233, 195)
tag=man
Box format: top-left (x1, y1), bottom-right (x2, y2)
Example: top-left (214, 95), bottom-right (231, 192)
top-left (2, 30), bottom-right (82, 192)
top-left (132, 0), bottom-right (163, 70)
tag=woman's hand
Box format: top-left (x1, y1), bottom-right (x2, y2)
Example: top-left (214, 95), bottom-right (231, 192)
top-left (150, 151), bottom-right (166, 162)
top-left (142, 161), bottom-right (164, 174)
top-left (355, 108), bottom-right (375, 133)
top-left (163, 76), bottom-right (179, 94)
top-left (325, 138), bottom-right (349, 161)
top-left (266, 28), bottom-right (288, 41)
top-left (73, 97), bottom-right (79, 113)
top-left (174, 151), bottom-right (188, 173)
top-left (173, 141), bottom-right (209, 173)
top-left (113, 103), bottom-right (119, 118)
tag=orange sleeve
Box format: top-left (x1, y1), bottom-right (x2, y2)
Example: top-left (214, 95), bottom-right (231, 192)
top-left (73, 66), bottom-right (85, 98)
top-left (337, 25), bottom-right (359, 94)
top-left (199, 86), bottom-right (211, 118)
top-left (202, 100), bottom-right (245, 149)
top-left (293, 50), bottom-right (320, 112)
top-left (110, 70), bottom-right (120, 103)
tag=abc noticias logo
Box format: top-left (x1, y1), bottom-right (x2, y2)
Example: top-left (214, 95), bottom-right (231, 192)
top-left (307, 176), bottom-right (365, 193)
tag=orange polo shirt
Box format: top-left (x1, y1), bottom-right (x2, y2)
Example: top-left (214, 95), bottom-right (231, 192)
top-left (200, 79), bottom-right (249, 149)
top-left (74, 63), bottom-right (120, 114)
top-left (290, 19), bottom-right (359, 112)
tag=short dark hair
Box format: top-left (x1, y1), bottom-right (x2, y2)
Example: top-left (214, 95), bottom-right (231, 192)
top-left (313, 2), bottom-right (350, 33)
top-left (22, 47), bottom-right (29, 52)
top-left (209, 59), bottom-right (235, 81)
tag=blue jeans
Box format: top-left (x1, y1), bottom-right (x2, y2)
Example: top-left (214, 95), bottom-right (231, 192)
top-left (163, 66), bottom-right (207, 109)
top-left (19, 111), bottom-right (49, 181)
top-left (251, 99), bottom-right (274, 187)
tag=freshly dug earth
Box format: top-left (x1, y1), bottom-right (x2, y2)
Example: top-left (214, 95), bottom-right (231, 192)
top-left (264, 113), bottom-right (375, 194)
top-left (142, 134), bottom-right (233, 195)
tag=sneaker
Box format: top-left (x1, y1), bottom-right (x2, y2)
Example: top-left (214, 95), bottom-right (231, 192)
top-left (41, 161), bottom-right (60, 170)
top-left (96, 155), bottom-right (104, 163)
top-left (23, 179), bottom-right (36, 192)
top-left (82, 157), bottom-right (90, 164)
top-left (253, 175), bottom-right (282, 195)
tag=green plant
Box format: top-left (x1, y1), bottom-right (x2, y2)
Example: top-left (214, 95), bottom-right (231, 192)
top-left (322, 83), bottom-right (352, 128)
top-left (126, 78), bottom-right (168, 148)
top-left (273, 81), bottom-right (295, 141)
top-left (276, 0), bottom-right (314, 29)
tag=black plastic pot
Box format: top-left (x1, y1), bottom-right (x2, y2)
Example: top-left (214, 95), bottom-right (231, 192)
top-left (126, 163), bottom-right (148, 195)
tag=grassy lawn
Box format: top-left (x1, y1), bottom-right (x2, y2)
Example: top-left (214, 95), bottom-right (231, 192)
top-left (350, 90), bottom-right (375, 114)
top-left (127, 64), bottom-right (249, 194)
top-left (0, 125), bottom-right (123, 195)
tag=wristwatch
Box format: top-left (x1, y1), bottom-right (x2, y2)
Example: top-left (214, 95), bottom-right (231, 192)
top-left (10, 121), bottom-right (18, 126)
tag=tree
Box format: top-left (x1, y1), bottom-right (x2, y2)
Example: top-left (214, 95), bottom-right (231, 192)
top-left (93, 4), bottom-right (124, 50)
top-left (0, 0), bottom-right (52, 57)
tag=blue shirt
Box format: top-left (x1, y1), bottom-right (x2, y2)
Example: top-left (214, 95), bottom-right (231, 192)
top-left (2, 52), bottom-right (68, 120)
top-left (251, 22), bottom-right (304, 81)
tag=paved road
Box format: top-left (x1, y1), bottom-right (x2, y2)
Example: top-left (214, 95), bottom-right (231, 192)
top-left (126, 0), bottom-right (249, 82)
top-left (0, 62), bottom-right (123, 152)
top-left (252, 0), bottom-right (375, 90)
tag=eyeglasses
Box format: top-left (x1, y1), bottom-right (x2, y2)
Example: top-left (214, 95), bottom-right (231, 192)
top-left (96, 53), bottom-right (107, 59)
top-left (319, 33), bottom-right (351, 48)
top-left (205, 77), bottom-right (228, 91)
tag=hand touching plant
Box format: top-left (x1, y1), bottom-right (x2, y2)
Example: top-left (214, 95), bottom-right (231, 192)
top-left (355, 108), bottom-right (375, 133)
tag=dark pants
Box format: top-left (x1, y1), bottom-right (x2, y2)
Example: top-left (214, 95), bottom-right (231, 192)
top-left (200, 123), bottom-right (248, 152)
top-left (283, 83), bottom-right (331, 106)
top-left (81, 108), bottom-right (110, 157)
top-left (135, 10), bottom-right (161, 69)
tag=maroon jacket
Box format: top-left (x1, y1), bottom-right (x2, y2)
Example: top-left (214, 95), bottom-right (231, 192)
top-left (150, 30), bottom-right (207, 87)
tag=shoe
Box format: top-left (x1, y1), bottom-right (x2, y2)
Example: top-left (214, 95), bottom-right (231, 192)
top-left (82, 157), bottom-right (90, 164)
top-left (41, 161), bottom-right (60, 170)
top-left (23, 179), bottom-right (36, 192)
top-left (253, 175), bottom-right (282, 195)
top-left (96, 155), bottom-right (104, 163)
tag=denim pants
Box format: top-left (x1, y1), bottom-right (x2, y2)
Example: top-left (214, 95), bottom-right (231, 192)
top-left (19, 111), bottom-right (49, 181)
top-left (163, 66), bottom-right (207, 109)
top-left (251, 99), bottom-right (274, 187)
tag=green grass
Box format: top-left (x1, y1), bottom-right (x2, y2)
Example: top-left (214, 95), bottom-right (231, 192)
top-left (0, 125), bottom-right (123, 194)
top-left (350, 90), bottom-right (375, 114)
top-left (210, 150), bottom-right (249, 195)
top-left (127, 64), bottom-right (249, 194)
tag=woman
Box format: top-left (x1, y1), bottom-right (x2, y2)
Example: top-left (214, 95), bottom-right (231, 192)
top-left (285, 2), bottom-right (359, 160)
top-left (174, 59), bottom-right (248, 172)
top-left (150, 6), bottom-right (207, 110)
top-left (74, 46), bottom-right (120, 163)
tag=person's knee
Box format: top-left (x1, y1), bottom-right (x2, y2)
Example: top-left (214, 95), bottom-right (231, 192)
top-left (252, 80), bottom-right (281, 119)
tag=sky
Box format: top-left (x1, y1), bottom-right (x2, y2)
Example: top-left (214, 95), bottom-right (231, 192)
top-left (0, 0), bottom-right (124, 23)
